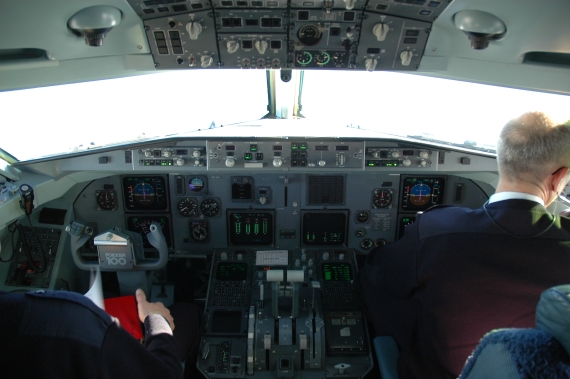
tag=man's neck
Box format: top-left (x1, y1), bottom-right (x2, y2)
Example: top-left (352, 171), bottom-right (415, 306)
top-left (495, 179), bottom-right (550, 205)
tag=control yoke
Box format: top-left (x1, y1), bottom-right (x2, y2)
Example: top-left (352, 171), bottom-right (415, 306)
top-left (66, 221), bottom-right (168, 271)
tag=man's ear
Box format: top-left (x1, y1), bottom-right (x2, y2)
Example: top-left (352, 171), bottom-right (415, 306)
top-left (551, 167), bottom-right (570, 194)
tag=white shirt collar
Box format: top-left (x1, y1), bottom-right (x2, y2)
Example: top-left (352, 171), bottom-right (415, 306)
top-left (488, 191), bottom-right (545, 206)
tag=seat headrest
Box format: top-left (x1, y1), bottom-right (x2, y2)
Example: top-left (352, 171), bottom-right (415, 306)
top-left (536, 284), bottom-right (570, 355)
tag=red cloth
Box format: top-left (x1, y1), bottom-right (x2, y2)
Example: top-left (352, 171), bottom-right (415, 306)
top-left (104, 296), bottom-right (143, 340)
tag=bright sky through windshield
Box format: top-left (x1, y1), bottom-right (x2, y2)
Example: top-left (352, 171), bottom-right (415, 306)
top-left (2, 69), bottom-right (569, 161)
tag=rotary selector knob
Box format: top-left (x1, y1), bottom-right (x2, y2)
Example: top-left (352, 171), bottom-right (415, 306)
top-left (365, 58), bottom-right (377, 72)
top-left (372, 151), bottom-right (381, 158)
top-left (175, 158), bottom-right (185, 166)
top-left (186, 21), bottom-right (202, 40)
top-left (221, 252), bottom-right (228, 260)
top-left (419, 159), bottom-right (427, 167)
top-left (194, 160), bottom-right (201, 166)
top-left (403, 158), bottom-right (412, 166)
top-left (201, 55), bottom-right (213, 68)
top-left (259, 196), bottom-right (267, 204)
top-left (373, 23), bottom-right (389, 41)
top-left (391, 151), bottom-right (401, 158)
top-left (144, 150), bottom-right (153, 157)
top-left (227, 40), bottom-right (239, 54)
top-left (255, 40), bottom-right (268, 54)
top-left (419, 151), bottom-right (430, 158)
top-left (192, 150), bottom-right (201, 158)
top-left (400, 50), bottom-right (413, 66)
top-left (163, 151), bottom-right (172, 158)
top-left (322, 252), bottom-right (329, 260)
top-left (273, 158), bottom-right (283, 167)
top-left (318, 160), bottom-right (326, 167)
top-left (225, 157), bottom-right (236, 167)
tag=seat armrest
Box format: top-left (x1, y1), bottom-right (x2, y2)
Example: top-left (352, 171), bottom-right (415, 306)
top-left (374, 336), bottom-right (400, 379)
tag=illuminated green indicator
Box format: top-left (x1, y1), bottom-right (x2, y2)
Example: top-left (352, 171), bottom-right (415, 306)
top-left (254, 223), bottom-right (259, 234)
top-left (244, 153), bottom-right (252, 160)
top-left (292, 144), bottom-right (298, 150)
top-left (250, 145), bottom-right (258, 152)
top-left (263, 221), bottom-right (268, 234)
top-left (235, 222), bottom-right (241, 234)
top-left (368, 162), bottom-right (375, 166)
top-left (300, 144), bottom-right (307, 150)
top-left (246, 224), bottom-right (251, 234)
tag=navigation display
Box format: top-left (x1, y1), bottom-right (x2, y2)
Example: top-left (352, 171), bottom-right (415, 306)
top-left (302, 211), bottom-right (347, 246)
top-left (322, 262), bottom-right (353, 281)
top-left (400, 177), bottom-right (445, 211)
top-left (122, 176), bottom-right (168, 211)
top-left (228, 211), bottom-right (274, 246)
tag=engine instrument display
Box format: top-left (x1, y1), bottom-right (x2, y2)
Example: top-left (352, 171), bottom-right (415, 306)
top-left (228, 211), bottom-right (274, 246)
top-left (302, 211), bottom-right (347, 246)
top-left (126, 216), bottom-right (171, 248)
top-left (401, 177), bottom-right (445, 211)
top-left (123, 176), bottom-right (168, 211)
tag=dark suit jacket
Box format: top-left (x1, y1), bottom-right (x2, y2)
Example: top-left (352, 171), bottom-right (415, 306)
top-left (359, 199), bottom-right (570, 379)
top-left (0, 290), bottom-right (182, 379)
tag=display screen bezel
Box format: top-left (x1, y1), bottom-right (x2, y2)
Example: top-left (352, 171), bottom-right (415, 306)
top-left (301, 210), bottom-right (348, 246)
top-left (227, 210), bottom-right (275, 246)
top-left (400, 176), bottom-right (446, 212)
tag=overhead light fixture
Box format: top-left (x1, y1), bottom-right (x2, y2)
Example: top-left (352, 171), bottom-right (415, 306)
top-left (68, 5), bottom-right (123, 47)
top-left (454, 10), bottom-right (506, 50)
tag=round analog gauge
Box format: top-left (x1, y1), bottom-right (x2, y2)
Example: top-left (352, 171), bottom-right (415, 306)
top-left (315, 52), bottom-right (330, 66)
top-left (191, 222), bottom-right (209, 242)
top-left (373, 189), bottom-right (392, 208)
top-left (355, 228), bottom-right (366, 237)
top-left (375, 238), bottom-right (387, 247)
top-left (188, 177), bottom-right (205, 192)
top-left (133, 182), bottom-right (155, 205)
top-left (177, 198), bottom-right (198, 217)
top-left (297, 24), bottom-right (322, 46)
top-left (356, 211), bottom-right (369, 223)
top-left (360, 238), bottom-right (374, 250)
top-left (409, 183), bottom-right (431, 207)
top-left (200, 198), bottom-right (220, 217)
top-left (96, 190), bottom-right (117, 210)
top-left (296, 51), bottom-right (312, 65)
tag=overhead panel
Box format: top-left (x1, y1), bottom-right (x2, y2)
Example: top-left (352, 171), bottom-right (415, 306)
top-left (126, 0), bottom-right (451, 70)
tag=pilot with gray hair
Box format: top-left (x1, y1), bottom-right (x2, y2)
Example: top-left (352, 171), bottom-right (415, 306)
top-left (359, 111), bottom-right (570, 378)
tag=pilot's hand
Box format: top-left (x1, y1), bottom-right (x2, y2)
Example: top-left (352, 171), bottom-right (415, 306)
top-left (135, 288), bottom-right (175, 331)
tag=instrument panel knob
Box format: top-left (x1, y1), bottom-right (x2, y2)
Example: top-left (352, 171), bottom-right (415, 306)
top-left (175, 158), bottom-right (185, 166)
top-left (273, 158), bottom-right (283, 167)
top-left (162, 151), bottom-right (172, 158)
top-left (403, 158), bottom-right (412, 166)
top-left (225, 158), bottom-right (236, 167)
top-left (144, 150), bottom-right (153, 157)
top-left (318, 160), bottom-right (326, 167)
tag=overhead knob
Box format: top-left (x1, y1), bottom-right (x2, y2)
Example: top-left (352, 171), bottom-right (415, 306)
top-left (225, 157), bottom-right (235, 167)
top-left (144, 150), bottom-right (153, 157)
top-left (273, 158), bottom-right (283, 167)
top-left (365, 58), bottom-right (377, 72)
top-left (227, 40), bottom-right (239, 54)
top-left (175, 158), bottom-right (185, 166)
top-left (419, 151), bottom-right (429, 158)
top-left (373, 23), bottom-right (389, 42)
top-left (343, 0), bottom-right (356, 10)
top-left (400, 50), bottom-right (413, 66)
top-left (259, 196), bottom-right (267, 204)
top-left (318, 160), bottom-right (326, 167)
top-left (201, 55), bottom-right (213, 68)
top-left (419, 159), bottom-right (427, 167)
top-left (391, 151), bottom-right (401, 158)
top-left (192, 150), bottom-right (201, 158)
top-left (162, 151), bottom-right (172, 158)
top-left (255, 40), bottom-right (268, 54)
top-left (186, 21), bottom-right (202, 40)
top-left (403, 158), bottom-right (412, 166)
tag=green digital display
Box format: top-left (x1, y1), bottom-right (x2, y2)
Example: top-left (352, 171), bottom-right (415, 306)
top-left (322, 263), bottom-right (352, 281)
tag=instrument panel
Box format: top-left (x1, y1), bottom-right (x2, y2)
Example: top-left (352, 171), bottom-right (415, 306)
top-left (66, 139), bottom-right (494, 257)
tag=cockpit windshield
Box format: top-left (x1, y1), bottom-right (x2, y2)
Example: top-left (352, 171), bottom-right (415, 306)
top-left (2, 69), bottom-right (569, 162)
